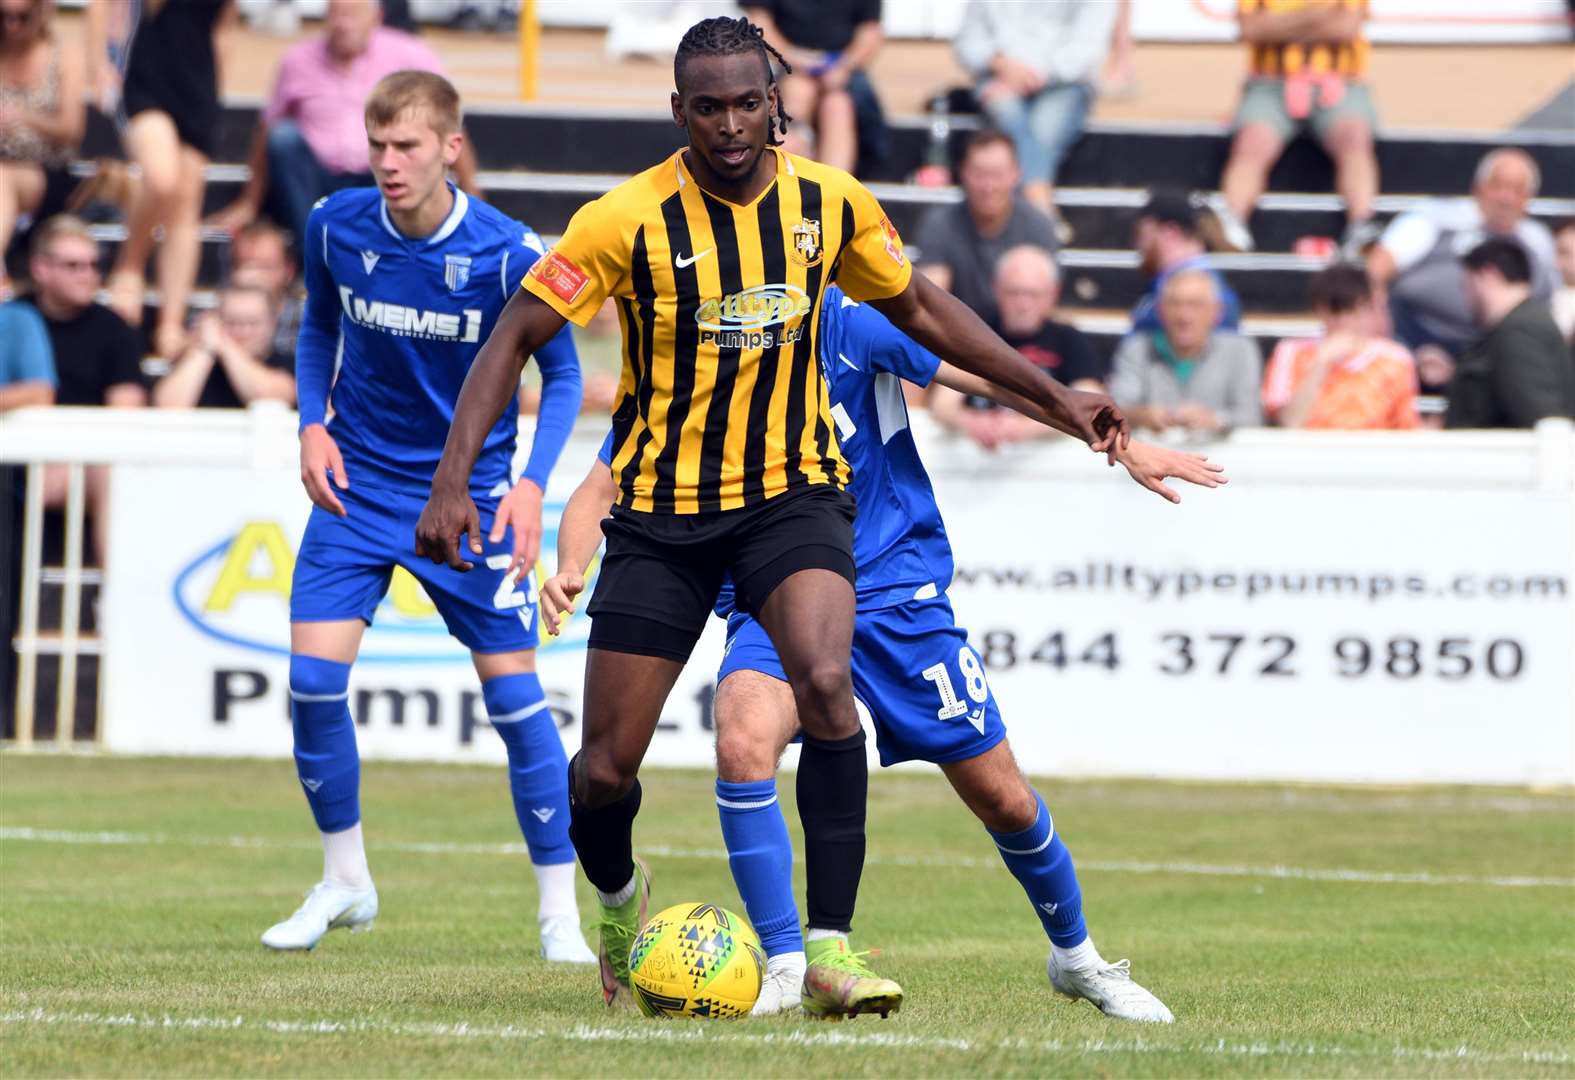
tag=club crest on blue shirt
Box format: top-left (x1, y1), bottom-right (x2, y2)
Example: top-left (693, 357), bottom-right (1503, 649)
top-left (443, 254), bottom-right (472, 292)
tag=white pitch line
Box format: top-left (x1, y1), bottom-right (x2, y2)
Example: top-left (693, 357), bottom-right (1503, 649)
top-left (3, 827), bottom-right (1571, 890)
top-left (1, 1008), bottom-right (1570, 1068)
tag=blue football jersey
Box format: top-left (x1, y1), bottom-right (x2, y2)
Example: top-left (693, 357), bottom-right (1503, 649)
top-left (596, 286), bottom-right (952, 615)
top-left (297, 186), bottom-right (574, 496)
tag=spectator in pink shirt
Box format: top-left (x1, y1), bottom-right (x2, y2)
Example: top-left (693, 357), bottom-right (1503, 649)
top-left (211, 0), bottom-right (479, 244)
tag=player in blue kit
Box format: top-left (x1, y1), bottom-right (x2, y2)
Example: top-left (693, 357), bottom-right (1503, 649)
top-left (262, 71), bottom-right (593, 963)
top-left (541, 285), bottom-right (1224, 1016)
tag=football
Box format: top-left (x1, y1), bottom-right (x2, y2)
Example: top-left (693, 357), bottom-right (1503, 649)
top-left (628, 902), bottom-right (764, 1019)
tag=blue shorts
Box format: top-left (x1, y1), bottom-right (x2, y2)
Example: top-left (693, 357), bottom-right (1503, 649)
top-left (717, 592), bottom-right (1006, 767)
top-left (290, 481), bottom-right (539, 654)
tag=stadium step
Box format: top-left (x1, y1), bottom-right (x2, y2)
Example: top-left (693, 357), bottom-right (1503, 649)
top-left (201, 101), bottom-right (1575, 199)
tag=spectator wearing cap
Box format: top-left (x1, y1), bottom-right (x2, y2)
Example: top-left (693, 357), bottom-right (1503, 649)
top-left (1262, 263), bottom-right (1417, 429)
top-left (1551, 218), bottom-right (1574, 343)
top-left (917, 129), bottom-right (1059, 329)
top-left (1112, 268), bottom-right (1262, 435)
top-left (744, 0), bottom-right (884, 176)
top-left (1131, 190), bottom-right (1242, 334)
top-left (953, 0), bottom-right (1117, 220)
top-left (209, 0), bottom-right (478, 245)
top-left (153, 284), bottom-right (295, 409)
top-left (1210, 0), bottom-right (1380, 256)
top-left (1445, 238), bottom-right (1575, 430)
top-left (931, 244), bottom-right (1107, 449)
top-left (1369, 148), bottom-right (1559, 380)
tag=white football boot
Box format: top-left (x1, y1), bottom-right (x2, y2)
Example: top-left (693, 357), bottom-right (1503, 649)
top-left (261, 880), bottom-right (379, 951)
top-left (539, 915), bottom-right (597, 964)
top-left (750, 955), bottom-right (806, 1016)
top-left (1047, 951), bottom-right (1174, 1023)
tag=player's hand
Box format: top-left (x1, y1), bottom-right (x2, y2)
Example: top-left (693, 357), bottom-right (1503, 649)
top-left (1057, 386), bottom-right (1131, 457)
top-left (415, 482), bottom-right (483, 571)
top-left (490, 478), bottom-right (544, 585)
top-left (1117, 442), bottom-right (1228, 504)
top-left (539, 570), bottom-right (586, 637)
top-left (299, 423), bottom-right (348, 517)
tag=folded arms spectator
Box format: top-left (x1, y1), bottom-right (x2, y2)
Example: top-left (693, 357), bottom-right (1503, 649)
top-left (744, 0), bottom-right (883, 175)
top-left (0, 0), bottom-right (86, 285)
top-left (917, 129), bottom-right (1059, 328)
top-left (1445, 238), bottom-right (1575, 430)
top-left (1111, 268), bottom-right (1262, 434)
top-left (954, 0), bottom-right (1115, 218)
top-left (1213, 0), bottom-right (1378, 255)
top-left (1262, 262), bottom-right (1418, 429)
top-left (210, 0), bottom-right (477, 245)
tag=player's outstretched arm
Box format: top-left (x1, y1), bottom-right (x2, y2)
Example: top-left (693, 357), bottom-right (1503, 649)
top-left (540, 454), bottom-right (617, 636)
top-left (871, 273), bottom-right (1129, 453)
top-left (417, 289), bottom-right (569, 570)
top-left (931, 361), bottom-right (1226, 501)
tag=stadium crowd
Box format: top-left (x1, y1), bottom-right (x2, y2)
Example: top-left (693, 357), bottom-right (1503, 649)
top-left (3, 0), bottom-right (1574, 581)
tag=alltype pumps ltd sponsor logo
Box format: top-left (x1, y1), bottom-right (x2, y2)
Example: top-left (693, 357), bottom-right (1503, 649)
top-left (696, 283), bottom-right (812, 350)
top-left (171, 509), bottom-right (593, 662)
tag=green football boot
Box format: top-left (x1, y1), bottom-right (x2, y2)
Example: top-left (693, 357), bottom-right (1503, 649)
top-left (591, 856), bottom-right (651, 1008)
top-left (801, 935), bottom-right (904, 1020)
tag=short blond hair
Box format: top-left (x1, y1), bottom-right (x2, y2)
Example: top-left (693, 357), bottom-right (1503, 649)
top-left (29, 214), bottom-right (97, 261)
top-left (365, 70), bottom-right (462, 136)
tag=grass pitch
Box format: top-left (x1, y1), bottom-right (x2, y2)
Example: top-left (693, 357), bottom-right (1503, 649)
top-left (2, 755), bottom-right (1572, 1078)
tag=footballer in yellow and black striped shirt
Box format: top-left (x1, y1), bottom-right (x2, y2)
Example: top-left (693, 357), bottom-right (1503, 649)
top-left (417, 19), bottom-right (1128, 1008)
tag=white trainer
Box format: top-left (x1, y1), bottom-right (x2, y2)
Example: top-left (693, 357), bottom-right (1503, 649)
top-left (751, 957), bottom-right (805, 1016)
top-left (261, 881), bottom-right (378, 951)
top-left (1047, 951), bottom-right (1174, 1023)
top-left (539, 915), bottom-right (597, 964)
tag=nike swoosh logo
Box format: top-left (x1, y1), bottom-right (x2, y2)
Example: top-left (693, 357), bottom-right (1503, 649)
top-left (675, 248), bottom-right (713, 269)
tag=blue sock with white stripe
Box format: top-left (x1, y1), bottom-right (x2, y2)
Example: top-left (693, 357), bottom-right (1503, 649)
top-left (988, 791), bottom-right (1087, 947)
top-left (289, 654), bottom-right (359, 833)
top-left (483, 673), bottom-right (573, 866)
top-left (716, 778), bottom-right (803, 958)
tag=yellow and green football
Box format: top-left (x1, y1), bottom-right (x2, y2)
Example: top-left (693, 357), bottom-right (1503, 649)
top-left (628, 902), bottom-right (763, 1019)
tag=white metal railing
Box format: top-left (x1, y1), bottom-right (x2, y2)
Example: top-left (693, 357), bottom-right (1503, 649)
top-left (2, 406), bottom-right (1572, 751)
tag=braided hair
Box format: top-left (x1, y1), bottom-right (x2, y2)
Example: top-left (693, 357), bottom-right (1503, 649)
top-left (673, 16), bottom-right (793, 146)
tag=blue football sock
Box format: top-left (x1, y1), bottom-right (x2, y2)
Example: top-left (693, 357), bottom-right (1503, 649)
top-left (988, 791), bottom-right (1088, 948)
top-left (483, 672), bottom-right (573, 866)
top-left (716, 778), bottom-right (803, 958)
top-left (289, 654), bottom-right (360, 833)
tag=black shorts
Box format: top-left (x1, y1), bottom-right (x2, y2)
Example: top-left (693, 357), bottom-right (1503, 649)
top-left (586, 484), bottom-right (856, 663)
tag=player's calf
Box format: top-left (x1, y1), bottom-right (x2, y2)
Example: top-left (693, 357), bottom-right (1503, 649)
top-left (482, 669), bottom-right (594, 965)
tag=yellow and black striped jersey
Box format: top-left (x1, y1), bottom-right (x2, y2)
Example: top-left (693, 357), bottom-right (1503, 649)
top-left (1241, 0), bottom-right (1369, 79)
top-left (523, 147), bottom-right (912, 514)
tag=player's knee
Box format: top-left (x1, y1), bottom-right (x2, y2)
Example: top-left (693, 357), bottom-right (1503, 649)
top-left (978, 782), bottom-right (1040, 834)
top-left (791, 660), bottom-right (855, 736)
top-left (288, 653), bottom-right (350, 699)
top-left (714, 722), bottom-right (777, 782)
top-left (574, 745), bottom-right (635, 807)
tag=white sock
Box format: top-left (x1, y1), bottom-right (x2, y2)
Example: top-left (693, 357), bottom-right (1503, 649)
top-left (534, 861), bottom-right (579, 923)
top-left (805, 927), bottom-right (846, 944)
top-left (321, 823), bottom-right (371, 888)
top-left (1052, 936), bottom-right (1103, 973)
top-left (766, 950), bottom-right (807, 979)
top-left (595, 871), bottom-right (636, 908)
